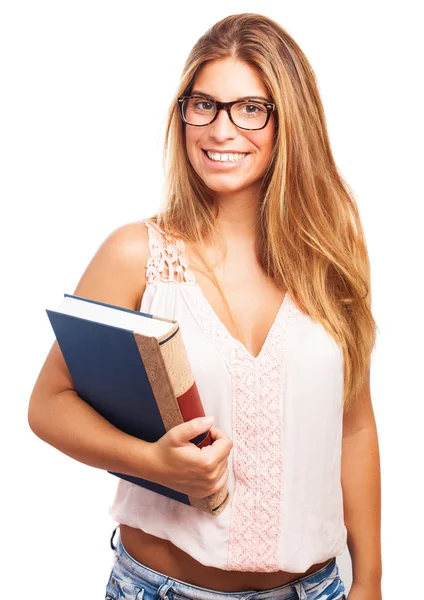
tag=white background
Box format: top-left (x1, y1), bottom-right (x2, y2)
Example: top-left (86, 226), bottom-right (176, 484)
top-left (1, 1), bottom-right (423, 598)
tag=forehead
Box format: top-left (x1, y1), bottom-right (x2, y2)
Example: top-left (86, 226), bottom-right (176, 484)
top-left (192, 58), bottom-right (269, 102)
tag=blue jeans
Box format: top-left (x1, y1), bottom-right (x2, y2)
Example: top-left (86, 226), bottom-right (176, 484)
top-left (105, 526), bottom-right (346, 600)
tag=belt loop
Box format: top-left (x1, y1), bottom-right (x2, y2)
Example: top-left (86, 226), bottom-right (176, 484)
top-left (110, 525), bottom-right (119, 551)
top-left (158, 580), bottom-right (174, 600)
top-left (293, 581), bottom-right (307, 600)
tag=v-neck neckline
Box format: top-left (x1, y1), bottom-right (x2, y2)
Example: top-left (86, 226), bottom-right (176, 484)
top-left (142, 218), bottom-right (293, 363)
top-left (190, 284), bottom-right (290, 362)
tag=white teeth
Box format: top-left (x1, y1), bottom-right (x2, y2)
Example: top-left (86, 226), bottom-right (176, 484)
top-left (206, 151), bottom-right (247, 162)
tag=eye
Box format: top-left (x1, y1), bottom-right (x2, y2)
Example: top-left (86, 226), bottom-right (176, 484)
top-left (242, 103), bottom-right (266, 114)
top-left (192, 100), bottom-right (214, 112)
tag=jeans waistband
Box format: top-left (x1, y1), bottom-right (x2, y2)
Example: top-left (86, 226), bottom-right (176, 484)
top-left (111, 526), bottom-right (338, 600)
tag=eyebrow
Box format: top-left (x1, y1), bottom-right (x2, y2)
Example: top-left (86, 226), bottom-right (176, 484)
top-left (191, 90), bottom-right (271, 102)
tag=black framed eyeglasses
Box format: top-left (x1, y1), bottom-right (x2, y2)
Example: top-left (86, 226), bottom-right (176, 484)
top-left (177, 95), bottom-right (276, 131)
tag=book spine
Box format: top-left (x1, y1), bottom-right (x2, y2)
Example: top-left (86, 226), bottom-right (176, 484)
top-left (133, 327), bottom-right (230, 516)
top-left (158, 325), bottom-right (212, 449)
top-left (133, 332), bottom-right (183, 433)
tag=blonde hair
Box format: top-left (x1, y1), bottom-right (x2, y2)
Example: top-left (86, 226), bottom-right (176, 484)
top-left (148, 13), bottom-right (378, 412)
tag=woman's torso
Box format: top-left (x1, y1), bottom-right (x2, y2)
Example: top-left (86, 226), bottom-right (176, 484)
top-left (109, 219), bottom-right (347, 589)
top-left (119, 525), bottom-right (333, 591)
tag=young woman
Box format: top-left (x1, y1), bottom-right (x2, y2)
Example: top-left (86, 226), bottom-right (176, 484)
top-left (28, 13), bottom-right (382, 600)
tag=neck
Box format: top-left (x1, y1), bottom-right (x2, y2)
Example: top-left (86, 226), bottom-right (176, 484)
top-left (213, 189), bottom-right (261, 244)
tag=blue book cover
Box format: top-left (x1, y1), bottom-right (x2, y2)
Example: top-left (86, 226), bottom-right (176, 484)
top-left (45, 293), bottom-right (229, 516)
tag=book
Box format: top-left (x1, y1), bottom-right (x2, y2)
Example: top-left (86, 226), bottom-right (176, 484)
top-left (45, 293), bottom-right (230, 516)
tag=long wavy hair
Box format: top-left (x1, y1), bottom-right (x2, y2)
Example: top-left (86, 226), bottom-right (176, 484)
top-left (149, 13), bottom-right (378, 412)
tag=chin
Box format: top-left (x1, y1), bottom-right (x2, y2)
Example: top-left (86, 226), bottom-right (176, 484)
top-left (207, 182), bottom-right (256, 196)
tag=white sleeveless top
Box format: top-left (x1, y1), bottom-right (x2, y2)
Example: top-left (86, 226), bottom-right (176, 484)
top-left (109, 219), bottom-right (347, 573)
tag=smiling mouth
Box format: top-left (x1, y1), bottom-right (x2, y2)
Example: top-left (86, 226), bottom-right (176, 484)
top-left (201, 149), bottom-right (250, 162)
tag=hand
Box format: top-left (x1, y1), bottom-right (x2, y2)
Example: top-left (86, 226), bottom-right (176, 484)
top-left (347, 582), bottom-right (382, 600)
top-left (147, 417), bottom-right (233, 498)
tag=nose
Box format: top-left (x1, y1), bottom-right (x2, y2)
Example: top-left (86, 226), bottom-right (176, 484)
top-left (208, 107), bottom-right (238, 139)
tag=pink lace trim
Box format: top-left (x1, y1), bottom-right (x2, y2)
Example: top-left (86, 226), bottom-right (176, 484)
top-left (142, 220), bottom-right (196, 284)
top-left (181, 285), bottom-right (302, 571)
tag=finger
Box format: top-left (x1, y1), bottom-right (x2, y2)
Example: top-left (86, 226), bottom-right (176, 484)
top-left (209, 425), bottom-right (228, 440)
top-left (171, 417), bottom-right (214, 445)
top-left (209, 466), bottom-right (229, 495)
top-left (209, 426), bottom-right (233, 448)
top-left (201, 438), bottom-right (232, 464)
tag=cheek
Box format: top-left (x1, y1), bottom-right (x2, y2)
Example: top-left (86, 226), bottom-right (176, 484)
top-left (255, 138), bottom-right (274, 165)
top-left (258, 127), bottom-right (276, 163)
top-left (185, 129), bottom-right (200, 161)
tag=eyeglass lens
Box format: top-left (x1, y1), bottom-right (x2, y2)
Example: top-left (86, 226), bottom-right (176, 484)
top-left (182, 97), bottom-right (268, 129)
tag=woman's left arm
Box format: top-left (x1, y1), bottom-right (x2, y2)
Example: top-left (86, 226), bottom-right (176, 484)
top-left (341, 363), bottom-right (383, 599)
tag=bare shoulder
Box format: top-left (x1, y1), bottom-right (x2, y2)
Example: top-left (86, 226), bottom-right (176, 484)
top-left (73, 220), bottom-right (150, 312)
top-left (28, 220), bottom-right (151, 406)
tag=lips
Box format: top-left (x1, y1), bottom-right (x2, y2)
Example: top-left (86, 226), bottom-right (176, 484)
top-left (202, 149), bottom-right (250, 155)
top-left (200, 148), bottom-right (250, 170)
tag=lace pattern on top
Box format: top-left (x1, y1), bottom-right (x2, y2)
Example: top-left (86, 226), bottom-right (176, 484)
top-left (142, 217), bottom-right (304, 572)
top-left (142, 220), bottom-right (196, 284)
top-left (180, 284), bottom-right (303, 571)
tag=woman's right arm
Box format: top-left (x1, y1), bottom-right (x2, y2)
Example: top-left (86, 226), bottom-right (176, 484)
top-left (28, 221), bottom-right (232, 498)
top-left (27, 221), bottom-right (159, 482)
